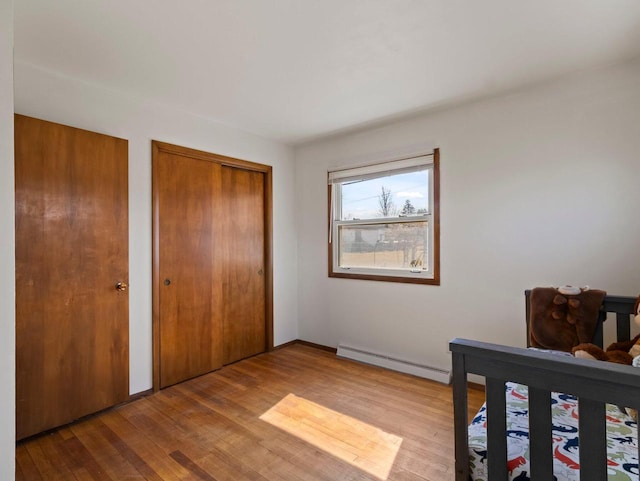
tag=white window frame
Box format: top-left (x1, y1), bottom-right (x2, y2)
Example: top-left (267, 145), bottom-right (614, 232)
top-left (328, 149), bottom-right (440, 285)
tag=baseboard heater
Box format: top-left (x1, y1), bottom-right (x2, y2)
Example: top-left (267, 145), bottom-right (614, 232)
top-left (336, 344), bottom-right (451, 385)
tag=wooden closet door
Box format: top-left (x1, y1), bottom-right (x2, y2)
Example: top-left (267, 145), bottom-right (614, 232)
top-left (153, 141), bottom-right (271, 389)
top-left (15, 115), bottom-right (129, 440)
top-left (221, 166), bottom-right (266, 365)
top-left (156, 150), bottom-right (223, 388)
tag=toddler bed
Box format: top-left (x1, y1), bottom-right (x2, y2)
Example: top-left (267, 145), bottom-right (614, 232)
top-left (450, 291), bottom-right (640, 481)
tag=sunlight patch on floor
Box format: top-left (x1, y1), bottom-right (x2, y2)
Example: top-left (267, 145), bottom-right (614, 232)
top-left (260, 393), bottom-right (402, 480)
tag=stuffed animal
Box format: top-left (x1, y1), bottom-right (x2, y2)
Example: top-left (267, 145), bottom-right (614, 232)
top-left (572, 292), bottom-right (640, 361)
top-left (572, 334), bottom-right (640, 365)
top-left (635, 294), bottom-right (640, 330)
top-left (572, 293), bottom-right (640, 420)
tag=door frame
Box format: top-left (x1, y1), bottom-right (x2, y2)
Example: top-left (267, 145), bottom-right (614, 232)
top-left (151, 140), bottom-right (274, 392)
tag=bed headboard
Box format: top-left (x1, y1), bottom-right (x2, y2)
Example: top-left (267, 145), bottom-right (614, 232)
top-left (525, 289), bottom-right (637, 348)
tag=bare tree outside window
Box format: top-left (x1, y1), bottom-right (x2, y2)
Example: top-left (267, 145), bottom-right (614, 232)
top-left (378, 186), bottom-right (396, 217)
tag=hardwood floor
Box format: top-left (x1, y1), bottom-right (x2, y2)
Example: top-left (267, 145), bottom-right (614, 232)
top-left (16, 344), bottom-right (485, 481)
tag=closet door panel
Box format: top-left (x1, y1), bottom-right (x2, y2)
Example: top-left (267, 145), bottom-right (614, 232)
top-left (157, 151), bottom-right (223, 388)
top-left (221, 166), bottom-right (266, 365)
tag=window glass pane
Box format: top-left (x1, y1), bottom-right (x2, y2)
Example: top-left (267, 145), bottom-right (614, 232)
top-left (340, 169), bottom-right (429, 221)
top-left (338, 222), bottom-right (428, 270)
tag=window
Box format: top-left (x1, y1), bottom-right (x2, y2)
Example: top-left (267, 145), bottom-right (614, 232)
top-left (328, 149), bottom-right (439, 284)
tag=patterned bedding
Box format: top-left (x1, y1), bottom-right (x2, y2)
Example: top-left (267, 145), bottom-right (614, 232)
top-left (468, 382), bottom-right (639, 481)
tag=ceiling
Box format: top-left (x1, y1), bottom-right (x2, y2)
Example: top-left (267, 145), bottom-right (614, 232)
top-left (14, 0), bottom-right (640, 145)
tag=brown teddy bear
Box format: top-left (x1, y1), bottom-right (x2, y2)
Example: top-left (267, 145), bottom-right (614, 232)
top-left (572, 293), bottom-right (640, 362)
top-left (572, 294), bottom-right (640, 420)
top-left (572, 334), bottom-right (640, 365)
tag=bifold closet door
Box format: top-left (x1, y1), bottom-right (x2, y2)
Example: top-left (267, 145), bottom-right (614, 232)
top-left (15, 114), bottom-right (129, 440)
top-left (221, 166), bottom-right (266, 365)
top-left (157, 150), bottom-right (224, 388)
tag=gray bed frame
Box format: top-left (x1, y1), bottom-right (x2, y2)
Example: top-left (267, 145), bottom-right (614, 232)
top-left (450, 290), bottom-right (640, 481)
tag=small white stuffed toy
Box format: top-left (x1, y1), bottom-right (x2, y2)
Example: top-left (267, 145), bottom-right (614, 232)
top-left (558, 285), bottom-right (587, 296)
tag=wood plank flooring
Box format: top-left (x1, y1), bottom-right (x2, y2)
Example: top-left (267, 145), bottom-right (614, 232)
top-left (16, 344), bottom-right (485, 481)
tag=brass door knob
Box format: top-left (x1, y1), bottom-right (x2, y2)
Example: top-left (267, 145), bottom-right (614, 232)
top-left (115, 282), bottom-right (128, 291)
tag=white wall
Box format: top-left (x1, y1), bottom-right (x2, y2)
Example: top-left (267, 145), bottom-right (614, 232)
top-left (0, 0), bottom-right (15, 478)
top-left (295, 58), bottom-right (640, 373)
top-left (14, 61), bottom-right (299, 394)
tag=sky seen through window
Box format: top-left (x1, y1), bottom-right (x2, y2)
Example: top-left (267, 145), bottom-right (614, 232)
top-left (340, 170), bottom-right (429, 220)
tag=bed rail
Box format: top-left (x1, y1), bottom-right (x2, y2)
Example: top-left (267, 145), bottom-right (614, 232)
top-left (451, 339), bottom-right (640, 480)
top-left (452, 292), bottom-right (638, 481)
